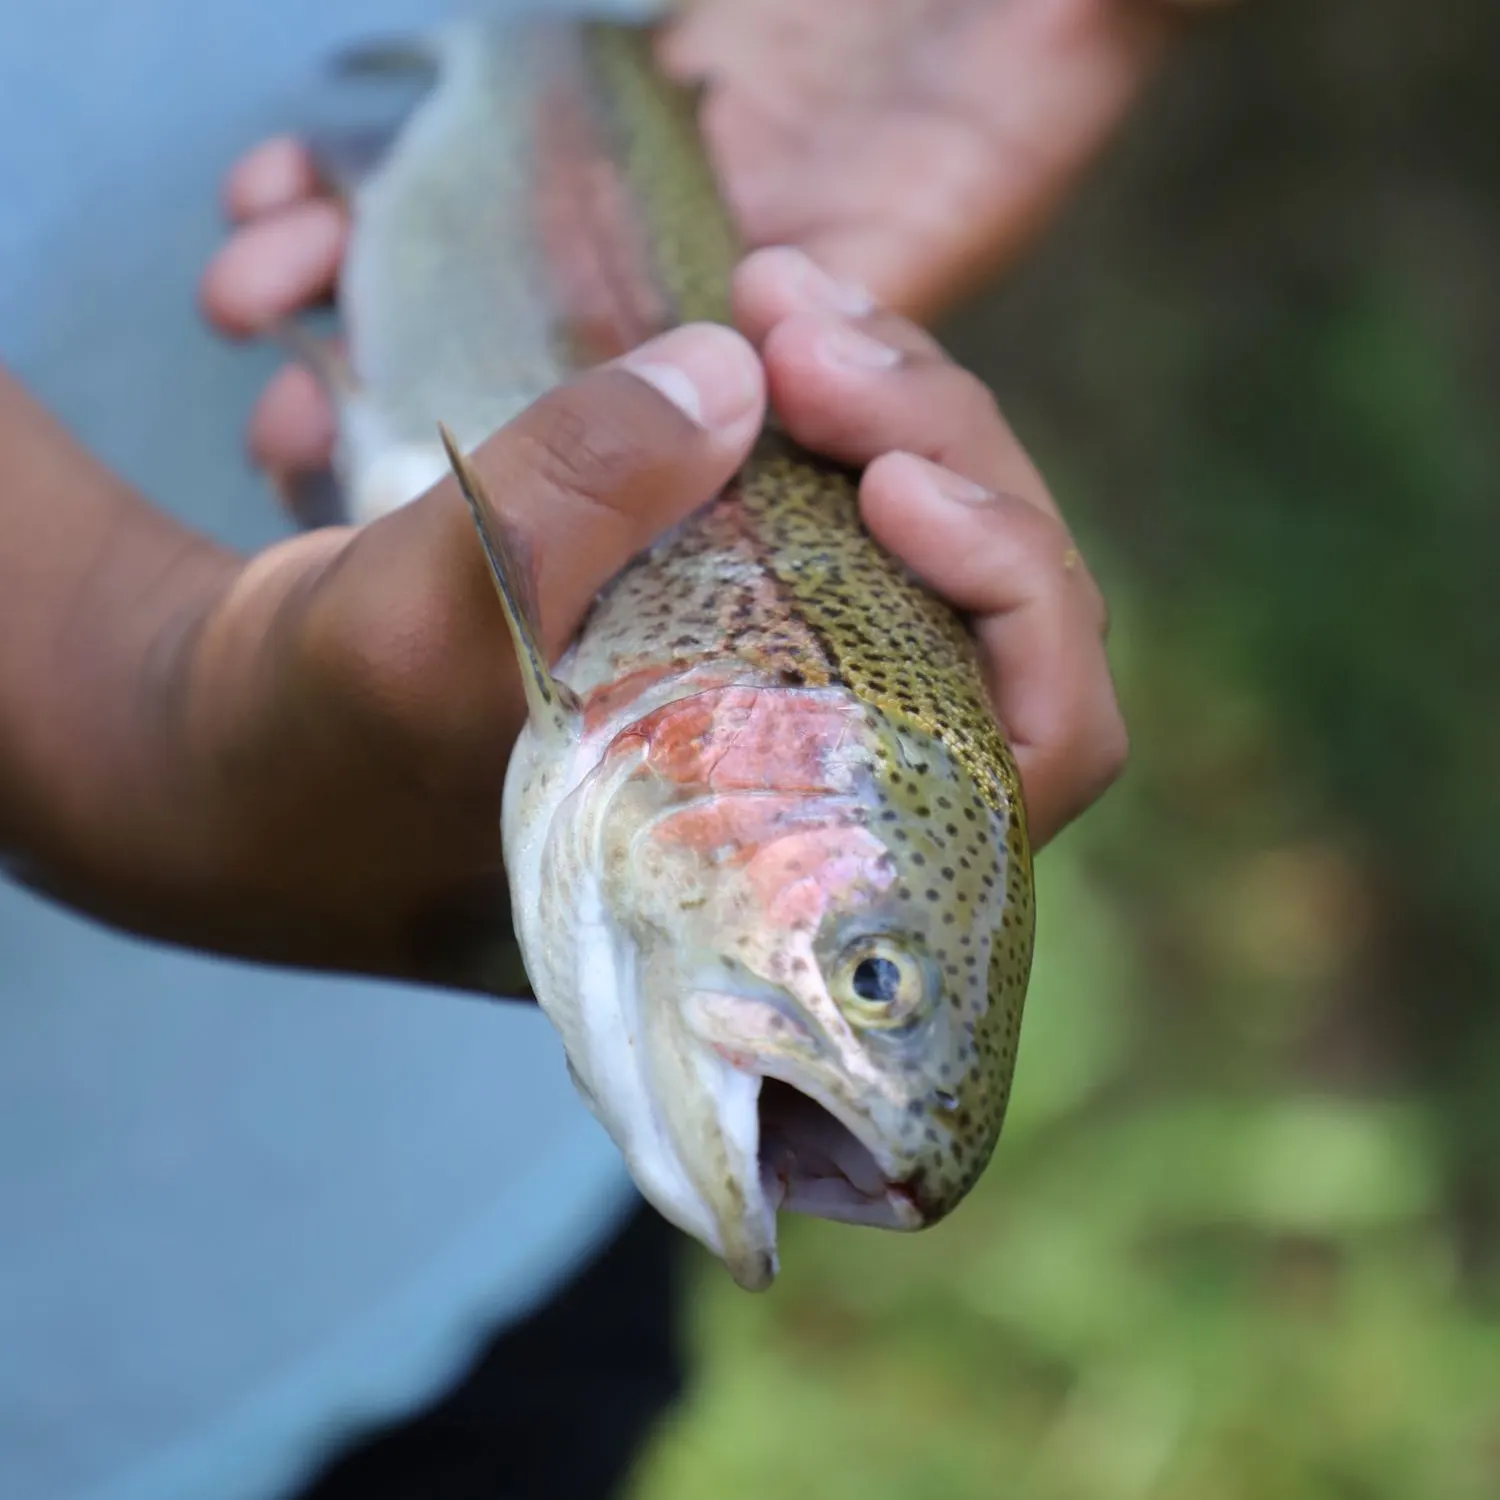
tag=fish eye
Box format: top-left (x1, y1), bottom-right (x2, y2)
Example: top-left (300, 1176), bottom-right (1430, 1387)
top-left (831, 938), bottom-right (928, 1030)
top-left (852, 956), bottom-right (901, 1002)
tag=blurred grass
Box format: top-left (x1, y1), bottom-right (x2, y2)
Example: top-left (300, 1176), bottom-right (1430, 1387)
top-left (628, 1), bottom-right (1500, 1495)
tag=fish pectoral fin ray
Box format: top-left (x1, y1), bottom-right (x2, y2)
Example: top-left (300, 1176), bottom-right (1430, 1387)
top-left (267, 317), bottom-right (357, 400)
top-left (437, 422), bottom-right (582, 739)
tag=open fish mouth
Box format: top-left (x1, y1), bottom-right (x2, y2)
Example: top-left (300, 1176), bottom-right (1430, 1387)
top-left (753, 1077), bottom-right (924, 1232)
top-left (706, 1070), bottom-right (924, 1292)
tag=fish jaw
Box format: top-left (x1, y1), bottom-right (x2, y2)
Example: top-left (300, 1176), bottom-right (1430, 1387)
top-left (631, 946), bottom-right (782, 1290)
top-left (500, 664), bottom-right (785, 1287)
top-left (568, 868), bottom-right (781, 1291)
top-left (685, 984), bottom-right (933, 1234)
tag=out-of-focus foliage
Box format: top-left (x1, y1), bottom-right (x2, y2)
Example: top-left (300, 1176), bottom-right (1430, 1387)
top-left (628, 0), bottom-right (1500, 1495)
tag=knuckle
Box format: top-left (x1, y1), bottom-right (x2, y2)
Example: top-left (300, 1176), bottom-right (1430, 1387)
top-left (946, 367), bottom-right (1004, 434)
top-left (516, 398), bottom-right (642, 511)
top-left (983, 498), bottom-right (1070, 574)
top-left (1006, 512), bottom-right (1112, 633)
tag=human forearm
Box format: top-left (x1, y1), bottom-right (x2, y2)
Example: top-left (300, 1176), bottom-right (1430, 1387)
top-left (0, 326), bottom-right (765, 991)
top-left (0, 368), bottom-right (241, 933)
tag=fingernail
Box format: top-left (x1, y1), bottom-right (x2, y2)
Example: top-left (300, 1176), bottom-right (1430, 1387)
top-left (620, 323), bottom-right (761, 430)
top-left (916, 458), bottom-right (993, 505)
top-left (785, 250), bottom-right (876, 317)
top-left (819, 322), bottom-right (902, 372)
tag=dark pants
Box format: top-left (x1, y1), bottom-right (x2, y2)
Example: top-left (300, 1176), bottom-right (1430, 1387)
top-left (290, 1203), bottom-right (686, 1500)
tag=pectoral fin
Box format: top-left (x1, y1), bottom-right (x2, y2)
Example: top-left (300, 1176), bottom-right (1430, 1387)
top-left (438, 422), bottom-right (582, 742)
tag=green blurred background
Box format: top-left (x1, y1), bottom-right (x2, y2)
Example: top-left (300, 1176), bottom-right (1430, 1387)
top-left (630, 1), bottom-right (1500, 1495)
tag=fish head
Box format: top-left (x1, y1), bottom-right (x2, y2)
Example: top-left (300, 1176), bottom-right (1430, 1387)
top-left (593, 688), bottom-right (1032, 1290)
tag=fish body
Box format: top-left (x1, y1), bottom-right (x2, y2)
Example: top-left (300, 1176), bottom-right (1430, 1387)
top-left (307, 16), bottom-right (1036, 1290)
top-left (308, 22), bottom-right (577, 522)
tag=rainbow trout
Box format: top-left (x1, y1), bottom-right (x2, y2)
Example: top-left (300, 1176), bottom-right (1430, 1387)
top-left (297, 15), bottom-right (1035, 1290)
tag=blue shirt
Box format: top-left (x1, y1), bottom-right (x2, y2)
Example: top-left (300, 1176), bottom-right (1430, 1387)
top-left (0, 5), bottom-right (651, 1498)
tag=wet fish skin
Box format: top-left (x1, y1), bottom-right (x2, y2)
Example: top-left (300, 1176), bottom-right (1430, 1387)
top-left (314, 16), bottom-right (1036, 1290)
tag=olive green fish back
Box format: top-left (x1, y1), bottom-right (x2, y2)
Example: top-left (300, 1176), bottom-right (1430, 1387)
top-left (580, 23), bottom-right (738, 325)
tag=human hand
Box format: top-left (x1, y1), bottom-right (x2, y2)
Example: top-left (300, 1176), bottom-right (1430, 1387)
top-left (731, 246), bottom-right (1126, 847)
top-left (204, 0), bottom-right (1186, 492)
top-left (203, 158), bottom-right (1124, 847)
top-left (201, 136), bottom-right (345, 511)
top-left (156, 322), bottom-right (763, 992)
top-left (194, 243), bottom-right (1119, 999)
top-left (662, 0), bottom-right (1185, 321)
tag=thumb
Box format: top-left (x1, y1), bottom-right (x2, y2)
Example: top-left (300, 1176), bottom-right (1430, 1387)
top-left (297, 322), bottom-right (765, 745)
top-left (467, 320), bottom-right (767, 655)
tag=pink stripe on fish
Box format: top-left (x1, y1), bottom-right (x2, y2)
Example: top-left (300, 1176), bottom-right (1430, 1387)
top-left (619, 685), bottom-right (867, 795)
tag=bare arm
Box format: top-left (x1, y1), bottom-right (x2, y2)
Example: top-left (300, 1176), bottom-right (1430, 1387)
top-left (0, 372), bottom-right (239, 933)
top-left (3, 247), bottom-right (1125, 991)
top-left (0, 328), bottom-right (765, 987)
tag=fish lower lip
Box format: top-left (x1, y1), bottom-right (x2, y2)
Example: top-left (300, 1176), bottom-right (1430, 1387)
top-left (755, 1078), bottom-right (917, 1229)
top-left (762, 1166), bottom-right (924, 1230)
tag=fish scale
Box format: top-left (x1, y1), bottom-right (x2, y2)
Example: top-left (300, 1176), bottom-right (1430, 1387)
top-left (308, 15), bottom-right (1037, 1289)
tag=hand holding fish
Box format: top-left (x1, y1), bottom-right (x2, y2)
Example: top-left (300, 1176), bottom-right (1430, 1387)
top-left (194, 18), bottom-right (1127, 1282)
top-left (205, 215), bottom-right (1123, 854)
top-left (0, 322), bottom-right (771, 988)
top-left (730, 248), bottom-right (1126, 845)
top-left (659, 0), bottom-right (1188, 320)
